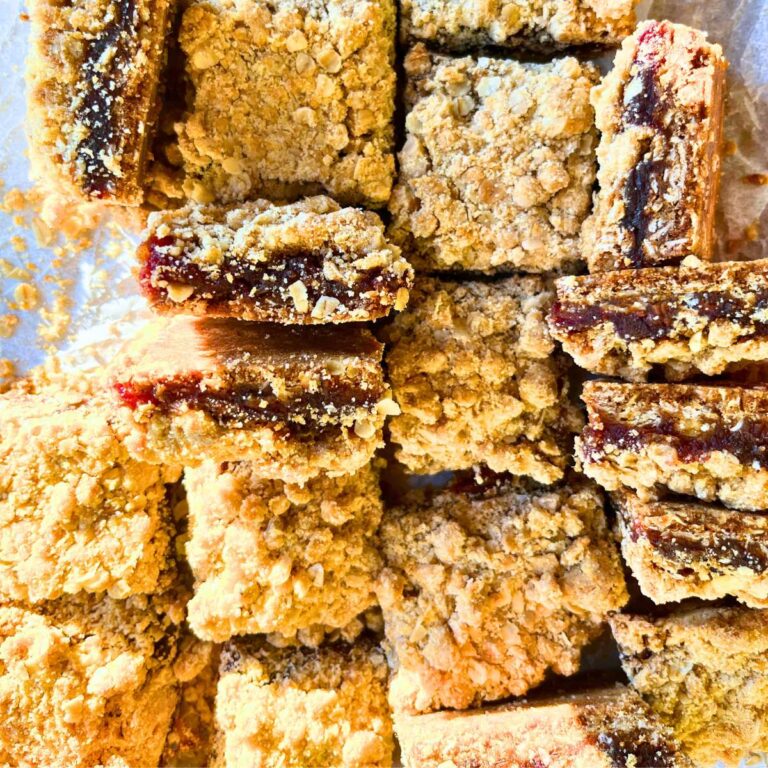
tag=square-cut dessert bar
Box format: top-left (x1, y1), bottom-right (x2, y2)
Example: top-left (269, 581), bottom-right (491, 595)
top-left (0, 592), bottom-right (183, 768)
top-left (388, 45), bottom-right (598, 273)
top-left (26, 0), bottom-right (172, 204)
top-left (611, 607), bottom-right (768, 766)
top-left (0, 374), bottom-right (179, 604)
top-left (138, 196), bottom-right (413, 323)
top-left (550, 258), bottom-right (768, 382)
top-left (110, 316), bottom-right (395, 482)
top-left (213, 639), bottom-right (393, 768)
top-left (577, 381), bottom-right (768, 512)
top-left (399, 0), bottom-right (637, 50)
top-left (376, 473), bottom-right (627, 714)
top-left (167, 0), bottom-right (396, 207)
top-left (614, 489), bottom-right (768, 608)
top-left (384, 277), bottom-right (583, 481)
top-left (583, 20), bottom-right (726, 272)
top-left (184, 462), bottom-right (382, 643)
top-left (396, 685), bottom-right (693, 768)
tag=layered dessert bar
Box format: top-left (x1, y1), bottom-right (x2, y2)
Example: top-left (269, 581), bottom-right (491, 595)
top-left (138, 197), bottom-right (412, 323)
top-left (550, 257), bottom-right (768, 381)
top-left (168, 0), bottom-right (396, 207)
top-left (0, 592), bottom-right (183, 768)
top-left (614, 489), bottom-right (768, 607)
top-left (577, 381), bottom-right (768, 511)
top-left (184, 462), bottom-right (382, 642)
top-left (400, 0), bottom-right (637, 50)
top-left (111, 316), bottom-right (395, 481)
top-left (583, 20), bottom-right (727, 272)
top-left (26, 0), bottom-right (172, 204)
top-left (384, 277), bottom-right (583, 481)
top-left (396, 685), bottom-right (692, 768)
top-left (0, 375), bottom-right (179, 603)
top-left (213, 639), bottom-right (393, 768)
top-left (376, 473), bottom-right (627, 714)
top-left (388, 45), bottom-right (598, 273)
top-left (611, 607), bottom-right (768, 766)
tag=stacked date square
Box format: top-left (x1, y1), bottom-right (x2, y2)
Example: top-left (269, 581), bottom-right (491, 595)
top-left (547, 17), bottom-right (768, 766)
top-left (11, 0), bottom-right (765, 766)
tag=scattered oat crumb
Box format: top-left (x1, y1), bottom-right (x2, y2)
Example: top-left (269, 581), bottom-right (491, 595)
top-left (14, 283), bottom-right (39, 310)
top-left (38, 291), bottom-right (73, 343)
top-left (0, 315), bottom-right (19, 339)
top-left (0, 359), bottom-right (15, 379)
top-left (10, 235), bottom-right (27, 253)
top-left (743, 173), bottom-right (768, 186)
top-left (0, 259), bottom-right (31, 280)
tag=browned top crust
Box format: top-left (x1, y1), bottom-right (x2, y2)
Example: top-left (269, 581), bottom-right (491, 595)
top-left (549, 257), bottom-right (768, 380)
top-left (610, 607), bottom-right (768, 765)
top-left (388, 46), bottom-right (598, 273)
top-left (396, 684), bottom-right (692, 768)
top-left (583, 20), bottom-right (726, 272)
top-left (164, 0), bottom-right (396, 207)
top-left (26, 0), bottom-right (173, 204)
top-left (400, 0), bottom-right (638, 50)
top-left (138, 196), bottom-right (413, 324)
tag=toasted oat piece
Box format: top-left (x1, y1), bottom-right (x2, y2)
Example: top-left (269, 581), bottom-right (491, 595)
top-left (577, 381), bottom-right (768, 512)
top-left (550, 258), bottom-right (768, 381)
top-left (583, 20), bottom-right (726, 272)
top-left (213, 639), bottom-right (393, 768)
top-left (26, 0), bottom-right (172, 204)
top-left (614, 489), bottom-right (768, 607)
top-left (388, 46), bottom-right (598, 273)
top-left (0, 592), bottom-right (184, 768)
top-left (138, 197), bottom-right (412, 323)
top-left (0, 374), bottom-right (179, 603)
top-left (110, 316), bottom-right (394, 482)
top-left (400, 0), bottom-right (637, 51)
top-left (611, 607), bottom-right (768, 766)
top-left (376, 473), bottom-right (627, 714)
top-left (396, 685), bottom-right (692, 768)
top-left (166, 0), bottom-right (395, 207)
top-left (384, 277), bottom-right (583, 481)
top-left (184, 462), bottom-right (382, 642)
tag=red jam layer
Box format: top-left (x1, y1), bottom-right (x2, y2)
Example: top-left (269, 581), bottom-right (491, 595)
top-left (582, 417), bottom-right (768, 469)
top-left (114, 374), bottom-right (382, 433)
top-left (139, 237), bottom-right (401, 316)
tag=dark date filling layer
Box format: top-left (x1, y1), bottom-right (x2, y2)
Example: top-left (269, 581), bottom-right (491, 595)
top-left (619, 21), bottom-right (710, 267)
top-left (582, 417), bottom-right (768, 469)
top-left (550, 289), bottom-right (768, 341)
top-left (139, 237), bottom-right (401, 315)
top-left (596, 729), bottom-right (678, 768)
top-left (629, 518), bottom-right (768, 574)
top-left (114, 373), bottom-right (382, 434)
top-left (76, 0), bottom-right (141, 198)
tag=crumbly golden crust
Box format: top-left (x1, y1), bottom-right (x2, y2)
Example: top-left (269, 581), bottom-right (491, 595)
top-left (161, 637), bottom-right (218, 768)
top-left (614, 490), bottom-right (768, 608)
top-left (139, 196), bottom-right (412, 323)
top-left (611, 607), bottom-right (768, 766)
top-left (376, 477), bottom-right (627, 714)
top-left (577, 381), bottom-right (768, 512)
top-left (400, 0), bottom-right (636, 50)
top-left (388, 46), bottom-right (597, 273)
top-left (184, 462), bottom-right (382, 642)
top-left (383, 277), bottom-right (583, 481)
top-left (26, 0), bottom-right (172, 204)
top-left (163, 0), bottom-right (395, 207)
top-left (396, 685), bottom-right (692, 768)
top-left (0, 376), bottom-right (179, 603)
top-left (583, 20), bottom-right (726, 272)
top-left (111, 317), bottom-right (395, 481)
top-left (550, 257), bottom-right (768, 381)
top-left (0, 593), bottom-right (183, 768)
top-left (214, 640), bottom-right (393, 768)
